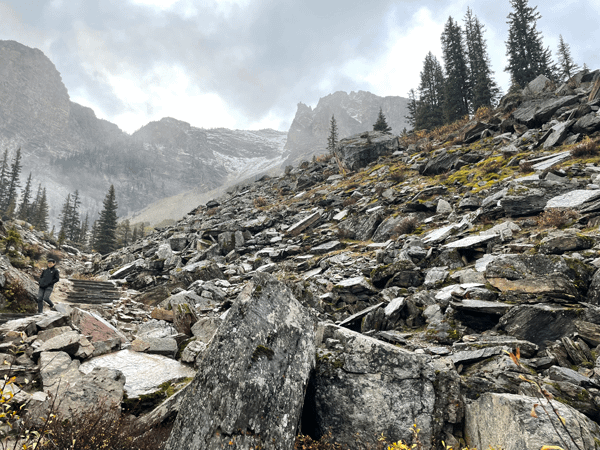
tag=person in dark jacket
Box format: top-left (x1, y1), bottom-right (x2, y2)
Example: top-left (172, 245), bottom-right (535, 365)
top-left (37, 258), bottom-right (59, 313)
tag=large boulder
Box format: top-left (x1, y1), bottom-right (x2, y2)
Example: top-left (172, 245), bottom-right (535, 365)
top-left (465, 393), bottom-right (600, 450)
top-left (334, 131), bottom-right (399, 171)
top-left (164, 272), bottom-right (315, 450)
top-left (304, 324), bottom-right (462, 449)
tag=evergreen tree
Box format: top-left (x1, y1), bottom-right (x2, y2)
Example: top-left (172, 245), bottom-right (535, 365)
top-left (327, 115), bottom-right (339, 154)
top-left (3, 148), bottom-right (21, 215)
top-left (90, 220), bottom-right (99, 251)
top-left (415, 52), bottom-right (445, 130)
top-left (505, 0), bottom-right (554, 87)
top-left (94, 185), bottom-right (119, 254)
top-left (0, 150), bottom-right (8, 209)
top-left (118, 219), bottom-right (131, 247)
top-left (373, 107), bottom-right (392, 133)
top-left (406, 89), bottom-right (418, 129)
top-left (17, 173), bottom-right (33, 222)
top-left (34, 188), bottom-right (49, 232)
top-left (68, 190), bottom-right (81, 242)
top-left (464, 8), bottom-right (500, 110)
top-left (557, 34), bottom-right (580, 81)
top-left (131, 224), bottom-right (139, 243)
top-left (80, 213), bottom-right (89, 248)
top-left (441, 16), bottom-right (470, 123)
top-left (58, 194), bottom-right (72, 242)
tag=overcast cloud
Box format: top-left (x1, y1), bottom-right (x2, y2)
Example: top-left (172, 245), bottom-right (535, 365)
top-left (1, 0), bottom-right (598, 133)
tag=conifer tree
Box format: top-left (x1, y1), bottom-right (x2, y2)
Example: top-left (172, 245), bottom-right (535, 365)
top-left (3, 148), bottom-right (21, 214)
top-left (0, 150), bottom-right (8, 209)
top-left (373, 107), bottom-right (392, 133)
top-left (327, 115), bottom-right (339, 154)
top-left (441, 16), bottom-right (470, 123)
top-left (17, 173), bottom-right (33, 222)
top-left (80, 213), bottom-right (89, 248)
top-left (131, 224), bottom-right (139, 243)
top-left (68, 190), bottom-right (81, 242)
top-left (58, 194), bottom-right (72, 242)
top-left (94, 185), bottom-right (119, 254)
top-left (505, 0), bottom-right (554, 87)
top-left (557, 35), bottom-right (580, 81)
top-left (34, 188), bottom-right (49, 232)
top-left (415, 52), bottom-right (445, 130)
top-left (406, 89), bottom-right (418, 129)
top-left (464, 8), bottom-right (500, 110)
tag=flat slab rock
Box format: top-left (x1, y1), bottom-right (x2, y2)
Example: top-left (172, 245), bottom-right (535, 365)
top-left (443, 234), bottom-right (496, 249)
top-left (79, 349), bottom-right (195, 398)
top-left (546, 189), bottom-right (600, 209)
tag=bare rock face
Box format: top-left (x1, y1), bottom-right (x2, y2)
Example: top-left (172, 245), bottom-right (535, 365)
top-left (304, 324), bottom-right (462, 449)
top-left (465, 393), bottom-right (600, 450)
top-left (164, 272), bottom-right (315, 450)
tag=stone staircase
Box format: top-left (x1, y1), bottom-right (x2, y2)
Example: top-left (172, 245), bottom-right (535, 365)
top-left (65, 279), bottom-right (122, 305)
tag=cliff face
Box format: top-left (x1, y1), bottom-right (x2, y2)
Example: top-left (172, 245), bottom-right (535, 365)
top-left (283, 90), bottom-right (410, 166)
top-left (0, 40), bottom-right (286, 223)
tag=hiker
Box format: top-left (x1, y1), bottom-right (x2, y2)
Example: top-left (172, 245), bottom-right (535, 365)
top-left (37, 258), bottom-right (59, 313)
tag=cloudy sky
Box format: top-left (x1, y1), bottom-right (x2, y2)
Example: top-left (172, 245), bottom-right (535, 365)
top-left (1, 0), bottom-right (598, 134)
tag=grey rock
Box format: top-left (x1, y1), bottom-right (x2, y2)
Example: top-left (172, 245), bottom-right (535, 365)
top-left (190, 317), bottom-right (221, 343)
top-left (164, 272), bottom-right (315, 450)
top-left (465, 392), bottom-right (600, 450)
top-left (33, 330), bottom-right (81, 357)
top-left (499, 188), bottom-right (547, 216)
top-left (546, 189), bottom-right (600, 209)
top-left (548, 365), bottom-right (597, 388)
top-left (450, 299), bottom-right (511, 315)
top-left (531, 151), bottom-right (572, 171)
top-left (132, 337), bottom-right (178, 357)
top-left (523, 74), bottom-right (553, 96)
top-left (311, 240), bottom-right (343, 254)
top-left (443, 234), bottom-right (497, 249)
top-left (287, 210), bottom-right (322, 236)
top-left (543, 119), bottom-right (575, 149)
top-left (573, 112), bottom-right (600, 134)
top-left (449, 346), bottom-right (504, 365)
top-left (436, 199), bottom-right (453, 214)
top-left (538, 232), bottom-right (595, 254)
top-left (499, 304), bottom-right (583, 348)
top-left (338, 212), bottom-right (383, 241)
top-left (512, 95), bottom-right (579, 127)
top-left (334, 131), bottom-right (400, 171)
top-left (307, 324), bottom-right (462, 449)
top-left (80, 349), bottom-right (195, 398)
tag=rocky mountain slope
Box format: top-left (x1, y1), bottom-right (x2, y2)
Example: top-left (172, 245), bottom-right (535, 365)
top-left (282, 90), bottom-right (410, 167)
top-left (0, 40), bottom-right (287, 223)
top-left (3, 70), bottom-right (600, 449)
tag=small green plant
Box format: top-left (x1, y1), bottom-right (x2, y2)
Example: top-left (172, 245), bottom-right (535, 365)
top-left (2, 227), bottom-right (23, 257)
top-left (2, 280), bottom-right (35, 313)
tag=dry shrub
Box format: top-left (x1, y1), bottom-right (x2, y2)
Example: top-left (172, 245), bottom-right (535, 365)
top-left (390, 169), bottom-right (406, 183)
top-left (253, 197), bottom-right (268, 208)
top-left (474, 106), bottom-right (493, 121)
top-left (570, 136), bottom-right (600, 158)
top-left (23, 402), bottom-right (171, 450)
top-left (3, 280), bottom-right (36, 313)
top-left (393, 216), bottom-right (419, 237)
top-left (519, 161), bottom-right (534, 173)
top-left (342, 197), bottom-right (358, 207)
top-left (315, 154), bottom-right (331, 163)
top-left (23, 244), bottom-right (43, 260)
top-left (206, 207), bottom-right (219, 217)
top-left (537, 208), bottom-right (579, 228)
